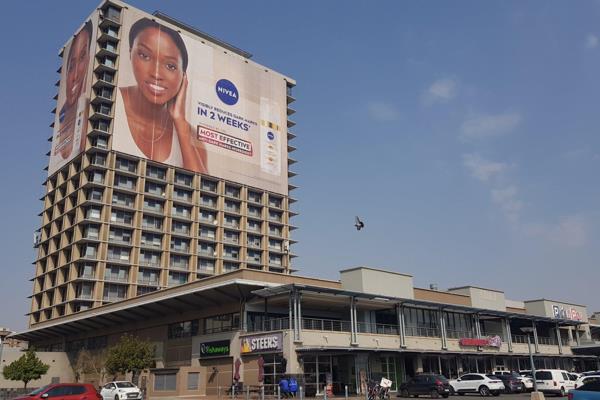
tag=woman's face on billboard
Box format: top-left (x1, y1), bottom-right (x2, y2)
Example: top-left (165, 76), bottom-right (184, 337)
top-left (131, 27), bottom-right (184, 106)
top-left (65, 30), bottom-right (90, 107)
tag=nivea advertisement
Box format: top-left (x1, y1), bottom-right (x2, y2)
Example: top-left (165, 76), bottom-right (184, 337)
top-left (48, 14), bottom-right (98, 175)
top-left (113, 9), bottom-right (289, 194)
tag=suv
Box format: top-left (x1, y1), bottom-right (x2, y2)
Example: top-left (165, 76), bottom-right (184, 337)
top-left (535, 369), bottom-right (576, 396)
top-left (399, 374), bottom-right (451, 398)
top-left (14, 384), bottom-right (101, 400)
top-left (495, 374), bottom-right (524, 393)
top-left (449, 374), bottom-right (505, 396)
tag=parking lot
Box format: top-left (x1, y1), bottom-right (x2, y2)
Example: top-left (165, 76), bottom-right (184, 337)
top-left (442, 395), bottom-right (566, 400)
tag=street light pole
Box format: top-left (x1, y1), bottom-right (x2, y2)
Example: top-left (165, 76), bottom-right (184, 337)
top-left (526, 334), bottom-right (538, 393)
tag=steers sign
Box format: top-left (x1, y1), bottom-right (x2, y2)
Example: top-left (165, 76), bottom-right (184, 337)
top-left (241, 333), bottom-right (283, 354)
top-left (459, 335), bottom-right (502, 348)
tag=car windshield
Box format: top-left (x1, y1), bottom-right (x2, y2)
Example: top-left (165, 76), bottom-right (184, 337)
top-left (115, 382), bottom-right (136, 388)
top-left (28, 385), bottom-right (51, 395)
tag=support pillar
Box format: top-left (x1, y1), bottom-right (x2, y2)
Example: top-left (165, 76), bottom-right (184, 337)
top-left (289, 293), bottom-right (294, 333)
top-left (296, 292), bottom-right (302, 342)
top-left (474, 314), bottom-right (483, 352)
top-left (440, 309), bottom-right (448, 350)
top-left (532, 321), bottom-right (540, 354)
top-left (556, 323), bottom-right (563, 354)
top-left (575, 326), bottom-right (581, 346)
top-left (350, 296), bottom-right (358, 345)
top-left (397, 303), bottom-right (406, 348)
top-left (505, 318), bottom-right (513, 353)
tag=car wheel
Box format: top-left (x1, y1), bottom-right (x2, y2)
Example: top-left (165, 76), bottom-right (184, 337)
top-left (491, 392), bottom-right (500, 397)
top-left (115, 396), bottom-right (119, 400)
top-left (449, 387), bottom-right (455, 396)
top-left (478, 386), bottom-right (491, 397)
top-left (400, 389), bottom-right (410, 398)
top-left (559, 387), bottom-right (565, 397)
top-left (430, 390), bottom-right (440, 399)
top-left (442, 395), bottom-right (449, 399)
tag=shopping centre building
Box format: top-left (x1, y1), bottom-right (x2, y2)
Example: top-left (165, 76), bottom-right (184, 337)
top-left (10, 0), bottom-right (599, 398)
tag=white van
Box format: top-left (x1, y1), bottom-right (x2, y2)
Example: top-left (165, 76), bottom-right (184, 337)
top-left (534, 369), bottom-right (576, 396)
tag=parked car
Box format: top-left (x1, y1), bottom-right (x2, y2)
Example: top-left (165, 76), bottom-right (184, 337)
top-left (575, 375), bottom-right (600, 390)
top-left (448, 374), bottom-right (505, 396)
top-left (100, 382), bottom-right (142, 400)
top-left (496, 374), bottom-right (524, 393)
top-left (14, 384), bottom-right (101, 400)
top-left (535, 369), bottom-right (576, 396)
top-left (494, 371), bottom-right (533, 391)
top-left (569, 381), bottom-right (600, 400)
top-left (398, 374), bottom-right (451, 398)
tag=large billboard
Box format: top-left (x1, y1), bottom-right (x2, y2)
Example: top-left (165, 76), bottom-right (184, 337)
top-left (113, 10), bottom-right (289, 194)
top-left (48, 15), bottom-right (98, 175)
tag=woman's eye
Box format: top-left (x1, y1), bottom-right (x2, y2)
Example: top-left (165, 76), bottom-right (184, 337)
top-left (137, 51), bottom-right (150, 61)
top-left (165, 63), bottom-right (177, 71)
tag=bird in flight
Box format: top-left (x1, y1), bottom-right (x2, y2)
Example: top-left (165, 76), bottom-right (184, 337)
top-left (355, 216), bottom-right (365, 231)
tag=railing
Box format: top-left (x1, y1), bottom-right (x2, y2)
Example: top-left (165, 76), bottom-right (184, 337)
top-left (247, 318), bottom-right (290, 332)
top-left (446, 329), bottom-right (475, 339)
top-left (302, 318), bottom-right (351, 332)
top-left (357, 322), bottom-right (399, 335)
top-left (405, 325), bottom-right (441, 338)
top-left (538, 336), bottom-right (558, 346)
top-left (512, 334), bottom-right (530, 344)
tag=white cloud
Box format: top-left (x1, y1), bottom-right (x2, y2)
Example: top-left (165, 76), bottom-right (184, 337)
top-left (585, 34), bottom-right (599, 49)
top-left (460, 112), bottom-right (522, 140)
top-left (491, 185), bottom-right (523, 223)
top-left (524, 215), bottom-right (588, 248)
top-left (462, 154), bottom-right (508, 182)
top-left (367, 102), bottom-right (400, 122)
top-left (422, 78), bottom-right (458, 105)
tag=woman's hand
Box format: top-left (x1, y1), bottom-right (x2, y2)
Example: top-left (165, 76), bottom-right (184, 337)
top-left (168, 73), bottom-right (188, 123)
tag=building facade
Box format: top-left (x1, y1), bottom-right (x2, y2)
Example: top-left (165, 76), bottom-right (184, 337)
top-left (31, 0), bottom-right (297, 326)
top-left (14, 268), bottom-right (599, 397)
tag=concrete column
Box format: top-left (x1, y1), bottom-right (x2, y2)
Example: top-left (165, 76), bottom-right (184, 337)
top-left (350, 296), bottom-right (358, 345)
top-left (414, 356), bottom-right (424, 374)
top-left (575, 326), bottom-right (581, 346)
top-left (397, 303), bottom-right (406, 348)
top-left (532, 321), bottom-right (540, 353)
top-left (296, 292), bottom-right (302, 343)
top-left (556, 323), bottom-right (563, 354)
top-left (474, 315), bottom-right (483, 352)
top-left (505, 318), bottom-right (513, 353)
top-left (288, 292), bottom-right (294, 333)
top-left (241, 301), bottom-right (248, 331)
top-left (440, 309), bottom-right (448, 350)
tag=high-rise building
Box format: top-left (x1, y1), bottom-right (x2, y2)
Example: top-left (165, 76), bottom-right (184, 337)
top-left (30, 0), bottom-right (297, 326)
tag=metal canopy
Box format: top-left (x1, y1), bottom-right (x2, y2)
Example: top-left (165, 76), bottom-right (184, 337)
top-left (252, 284), bottom-right (584, 326)
top-left (12, 279), bottom-right (264, 342)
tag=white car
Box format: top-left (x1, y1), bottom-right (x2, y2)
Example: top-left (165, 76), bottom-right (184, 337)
top-left (449, 373), bottom-right (505, 396)
top-left (534, 369), bottom-right (576, 396)
top-left (575, 375), bottom-right (600, 390)
top-left (100, 381), bottom-right (142, 400)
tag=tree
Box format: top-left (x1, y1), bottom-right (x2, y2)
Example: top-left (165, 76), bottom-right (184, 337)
top-left (72, 349), bottom-right (107, 383)
top-left (2, 348), bottom-right (50, 388)
top-left (105, 334), bottom-right (154, 383)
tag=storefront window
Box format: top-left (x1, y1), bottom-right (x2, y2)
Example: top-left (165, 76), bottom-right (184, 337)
top-left (262, 354), bottom-right (287, 393)
top-left (154, 372), bottom-right (177, 391)
top-left (403, 307), bottom-right (440, 337)
top-left (203, 313), bottom-right (240, 334)
top-left (168, 320), bottom-right (199, 339)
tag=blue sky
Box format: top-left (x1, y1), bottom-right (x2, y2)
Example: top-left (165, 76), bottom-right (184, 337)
top-left (1, 1), bottom-right (599, 331)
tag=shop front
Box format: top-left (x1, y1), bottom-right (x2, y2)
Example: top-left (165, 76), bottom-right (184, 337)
top-left (199, 339), bottom-right (233, 395)
top-left (240, 332), bottom-right (286, 394)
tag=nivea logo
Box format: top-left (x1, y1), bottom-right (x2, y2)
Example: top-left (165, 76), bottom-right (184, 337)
top-left (267, 131), bottom-right (275, 141)
top-left (216, 79), bottom-right (238, 105)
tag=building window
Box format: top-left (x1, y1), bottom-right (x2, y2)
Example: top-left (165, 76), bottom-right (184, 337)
top-left (200, 194), bottom-right (217, 208)
top-left (268, 196), bottom-right (283, 208)
top-left (141, 232), bottom-right (162, 248)
top-left (112, 191), bottom-right (135, 207)
top-left (198, 242), bottom-right (215, 256)
top-left (110, 210), bottom-right (133, 225)
top-left (142, 215), bottom-right (163, 230)
top-left (172, 221), bottom-right (191, 235)
top-left (247, 235), bottom-right (262, 248)
top-left (138, 269), bottom-right (159, 285)
top-left (172, 204), bottom-right (191, 218)
top-left (247, 219), bottom-right (262, 233)
top-left (103, 283), bottom-right (127, 302)
top-left (248, 191), bottom-right (262, 204)
top-left (104, 265), bottom-right (129, 283)
top-left (109, 227), bottom-right (132, 244)
top-left (201, 179), bottom-right (217, 192)
top-left (187, 372), bottom-right (199, 391)
top-left (197, 258), bottom-right (215, 274)
top-left (143, 198), bottom-right (164, 213)
top-left (203, 313), bottom-right (240, 334)
top-left (224, 185), bottom-right (240, 198)
top-left (154, 372), bottom-right (177, 391)
top-left (170, 254), bottom-right (189, 270)
top-left (174, 172), bottom-right (192, 187)
top-left (223, 246), bottom-right (239, 260)
top-left (224, 215), bottom-right (240, 229)
top-left (199, 226), bottom-right (216, 240)
top-left (248, 205), bottom-right (262, 218)
top-left (168, 271), bottom-right (188, 286)
top-left (114, 174), bottom-right (136, 190)
top-left (199, 209), bottom-right (217, 222)
top-left (140, 250), bottom-right (161, 267)
top-left (107, 246), bottom-right (130, 262)
top-left (146, 165), bottom-right (166, 180)
top-left (223, 262), bottom-right (239, 272)
top-left (145, 181), bottom-right (165, 196)
top-left (170, 237), bottom-right (190, 253)
top-left (174, 188), bottom-right (192, 202)
top-left (115, 157), bottom-right (137, 173)
top-left (168, 320), bottom-right (199, 339)
top-left (137, 286), bottom-right (158, 296)
top-left (225, 200), bottom-right (240, 213)
top-left (223, 230), bottom-right (239, 244)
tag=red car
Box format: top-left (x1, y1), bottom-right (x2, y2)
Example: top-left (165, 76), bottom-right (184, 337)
top-left (15, 384), bottom-right (102, 400)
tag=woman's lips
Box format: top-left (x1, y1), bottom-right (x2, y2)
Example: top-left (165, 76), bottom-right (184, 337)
top-left (145, 81), bottom-right (167, 96)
